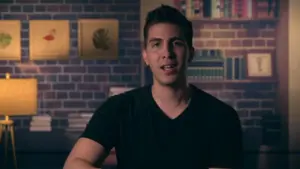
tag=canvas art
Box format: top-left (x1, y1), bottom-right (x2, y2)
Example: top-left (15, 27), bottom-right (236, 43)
top-left (78, 19), bottom-right (119, 60)
top-left (0, 20), bottom-right (21, 60)
top-left (29, 20), bottom-right (70, 60)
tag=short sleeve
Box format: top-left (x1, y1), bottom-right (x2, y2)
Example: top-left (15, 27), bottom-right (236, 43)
top-left (80, 96), bottom-right (121, 153)
top-left (208, 107), bottom-right (243, 169)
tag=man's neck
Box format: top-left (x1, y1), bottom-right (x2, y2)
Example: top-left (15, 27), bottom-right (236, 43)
top-left (151, 79), bottom-right (191, 107)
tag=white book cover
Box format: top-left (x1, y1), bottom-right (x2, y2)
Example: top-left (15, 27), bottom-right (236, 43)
top-left (30, 121), bottom-right (51, 126)
top-left (68, 124), bottom-right (87, 128)
top-left (32, 115), bottom-right (52, 121)
top-left (29, 126), bottom-right (52, 132)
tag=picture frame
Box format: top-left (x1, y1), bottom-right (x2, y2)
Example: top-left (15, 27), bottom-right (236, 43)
top-left (245, 52), bottom-right (276, 80)
top-left (78, 19), bottom-right (119, 60)
top-left (29, 20), bottom-right (70, 60)
top-left (0, 20), bottom-right (21, 60)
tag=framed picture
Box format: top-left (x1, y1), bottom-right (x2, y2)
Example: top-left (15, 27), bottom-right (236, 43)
top-left (29, 20), bottom-right (70, 60)
top-left (245, 52), bottom-right (276, 80)
top-left (78, 19), bottom-right (119, 60)
top-left (0, 20), bottom-right (21, 60)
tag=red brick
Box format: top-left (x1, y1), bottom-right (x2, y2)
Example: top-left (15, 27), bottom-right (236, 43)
top-left (0, 66), bottom-right (13, 74)
top-left (205, 40), bottom-right (217, 47)
top-left (199, 31), bottom-right (211, 38)
top-left (96, 75), bottom-right (108, 81)
top-left (193, 29), bottom-right (200, 37)
top-left (64, 101), bottom-right (86, 108)
top-left (38, 84), bottom-right (51, 90)
top-left (0, 5), bottom-right (8, 12)
top-left (224, 49), bottom-right (245, 56)
top-left (231, 23), bottom-right (243, 29)
top-left (113, 66), bottom-right (137, 73)
top-left (203, 23), bottom-right (219, 29)
top-left (45, 101), bottom-right (62, 109)
top-left (242, 39), bottom-right (253, 47)
top-left (43, 92), bottom-right (56, 99)
top-left (260, 30), bottom-right (275, 38)
top-left (218, 23), bottom-right (231, 29)
top-left (237, 30), bottom-right (259, 38)
top-left (47, 5), bottom-right (60, 12)
top-left (254, 40), bottom-right (266, 46)
top-left (59, 5), bottom-right (71, 12)
top-left (267, 40), bottom-right (275, 47)
top-left (230, 40), bottom-right (242, 47)
top-left (64, 66), bottom-right (86, 73)
top-left (193, 40), bottom-right (205, 48)
top-left (15, 65), bottom-right (39, 73)
top-left (40, 66), bottom-right (61, 73)
top-left (53, 83), bottom-right (75, 90)
top-left (77, 83), bottom-right (101, 90)
top-left (218, 40), bottom-right (230, 47)
top-left (213, 31), bottom-right (235, 38)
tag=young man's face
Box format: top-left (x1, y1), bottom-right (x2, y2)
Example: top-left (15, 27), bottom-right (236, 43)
top-left (143, 23), bottom-right (193, 86)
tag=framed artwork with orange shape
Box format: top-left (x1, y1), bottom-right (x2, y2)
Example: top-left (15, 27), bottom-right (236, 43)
top-left (0, 20), bottom-right (21, 60)
top-left (29, 20), bottom-right (70, 60)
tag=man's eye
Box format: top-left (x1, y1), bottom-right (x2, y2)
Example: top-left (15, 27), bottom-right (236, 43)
top-left (152, 43), bottom-right (160, 47)
top-left (174, 41), bottom-right (184, 46)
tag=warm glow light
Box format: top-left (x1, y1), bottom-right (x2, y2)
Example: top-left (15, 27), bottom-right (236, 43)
top-left (0, 77), bottom-right (38, 116)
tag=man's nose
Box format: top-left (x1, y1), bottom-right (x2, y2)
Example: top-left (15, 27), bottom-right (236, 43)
top-left (161, 43), bottom-right (175, 58)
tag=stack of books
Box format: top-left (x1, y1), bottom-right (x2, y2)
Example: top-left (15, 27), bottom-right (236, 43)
top-left (29, 114), bottom-right (52, 132)
top-left (187, 49), bottom-right (225, 81)
top-left (66, 112), bottom-right (93, 132)
top-left (173, 0), bottom-right (277, 19)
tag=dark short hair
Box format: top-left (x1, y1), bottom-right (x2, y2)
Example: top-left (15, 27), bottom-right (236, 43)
top-left (143, 4), bottom-right (193, 48)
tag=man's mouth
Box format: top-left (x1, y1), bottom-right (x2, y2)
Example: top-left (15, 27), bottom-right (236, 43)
top-left (160, 64), bottom-right (177, 70)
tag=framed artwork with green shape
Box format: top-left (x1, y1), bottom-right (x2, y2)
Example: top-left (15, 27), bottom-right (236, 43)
top-left (0, 20), bottom-right (21, 60)
top-left (78, 19), bottom-right (119, 60)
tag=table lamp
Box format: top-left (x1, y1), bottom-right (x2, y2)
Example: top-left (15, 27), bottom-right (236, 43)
top-left (0, 73), bottom-right (38, 169)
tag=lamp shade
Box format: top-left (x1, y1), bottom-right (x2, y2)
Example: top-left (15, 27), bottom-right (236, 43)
top-left (0, 78), bottom-right (37, 116)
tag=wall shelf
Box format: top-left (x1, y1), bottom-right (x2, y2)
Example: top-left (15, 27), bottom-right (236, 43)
top-left (188, 17), bottom-right (278, 23)
top-left (188, 79), bottom-right (277, 84)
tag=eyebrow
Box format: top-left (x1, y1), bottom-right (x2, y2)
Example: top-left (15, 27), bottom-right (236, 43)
top-left (148, 37), bottom-right (184, 43)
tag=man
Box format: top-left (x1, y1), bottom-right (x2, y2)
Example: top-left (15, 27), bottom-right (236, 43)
top-left (63, 4), bottom-right (243, 169)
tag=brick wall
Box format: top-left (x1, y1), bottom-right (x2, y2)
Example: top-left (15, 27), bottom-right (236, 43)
top-left (191, 21), bottom-right (280, 145)
top-left (0, 0), bottom-right (280, 147)
top-left (0, 0), bottom-right (141, 129)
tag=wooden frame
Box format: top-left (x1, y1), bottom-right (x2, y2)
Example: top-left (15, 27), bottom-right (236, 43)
top-left (0, 20), bottom-right (21, 60)
top-left (245, 51), bottom-right (276, 80)
top-left (29, 20), bottom-right (70, 60)
top-left (78, 19), bottom-right (119, 60)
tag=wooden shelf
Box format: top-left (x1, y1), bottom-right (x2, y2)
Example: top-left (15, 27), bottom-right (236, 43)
top-left (188, 79), bottom-right (277, 83)
top-left (188, 17), bottom-right (278, 23)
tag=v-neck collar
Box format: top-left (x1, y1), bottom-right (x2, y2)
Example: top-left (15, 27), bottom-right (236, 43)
top-left (147, 84), bottom-right (195, 122)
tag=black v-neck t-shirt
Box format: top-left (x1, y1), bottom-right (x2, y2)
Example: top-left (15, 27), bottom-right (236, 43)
top-left (81, 85), bottom-right (243, 169)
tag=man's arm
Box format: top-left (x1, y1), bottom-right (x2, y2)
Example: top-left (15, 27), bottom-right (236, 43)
top-left (63, 96), bottom-right (120, 169)
top-left (208, 107), bottom-right (243, 169)
top-left (63, 138), bottom-right (107, 169)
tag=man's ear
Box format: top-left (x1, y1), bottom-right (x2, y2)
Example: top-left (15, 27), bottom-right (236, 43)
top-left (142, 49), bottom-right (149, 66)
top-left (188, 47), bottom-right (195, 62)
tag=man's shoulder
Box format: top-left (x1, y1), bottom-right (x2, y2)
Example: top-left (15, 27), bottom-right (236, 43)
top-left (191, 84), bottom-right (237, 116)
